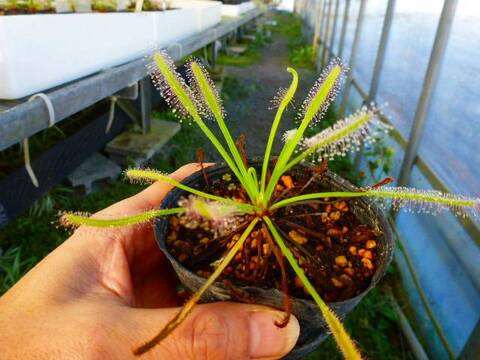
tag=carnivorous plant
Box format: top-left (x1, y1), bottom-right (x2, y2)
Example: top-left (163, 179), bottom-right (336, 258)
top-left (62, 52), bottom-right (479, 359)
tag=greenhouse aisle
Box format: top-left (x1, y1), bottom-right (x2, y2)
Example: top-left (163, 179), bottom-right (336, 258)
top-left (219, 36), bottom-right (315, 157)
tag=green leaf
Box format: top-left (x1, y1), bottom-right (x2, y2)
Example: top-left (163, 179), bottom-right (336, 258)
top-left (151, 52), bottom-right (198, 119)
top-left (260, 67), bottom-right (299, 194)
top-left (264, 217), bottom-right (363, 360)
top-left (61, 208), bottom-right (184, 228)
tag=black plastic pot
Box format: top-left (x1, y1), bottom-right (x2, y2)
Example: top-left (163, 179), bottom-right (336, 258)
top-left (221, 0), bottom-right (250, 4)
top-left (155, 161), bottom-right (394, 359)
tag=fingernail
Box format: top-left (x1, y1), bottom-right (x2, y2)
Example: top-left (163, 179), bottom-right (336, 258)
top-left (248, 311), bottom-right (300, 359)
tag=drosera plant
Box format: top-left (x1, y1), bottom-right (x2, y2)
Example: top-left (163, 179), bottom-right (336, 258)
top-left (91, 0), bottom-right (117, 12)
top-left (61, 51), bottom-right (480, 359)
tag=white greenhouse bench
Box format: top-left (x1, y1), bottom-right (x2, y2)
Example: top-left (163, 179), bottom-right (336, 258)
top-left (0, 0), bottom-right (222, 100)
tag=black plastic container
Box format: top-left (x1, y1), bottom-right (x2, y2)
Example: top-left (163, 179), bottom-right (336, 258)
top-left (155, 162), bottom-right (394, 359)
top-left (221, 0), bottom-right (250, 4)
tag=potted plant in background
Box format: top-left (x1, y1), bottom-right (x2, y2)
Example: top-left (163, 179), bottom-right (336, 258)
top-left (0, 0), bottom-right (54, 14)
top-left (126, 0), bottom-right (169, 11)
top-left (62, 52), bottom-right (479, 359)
top-left (92, 0), bottom-right (127, 12)
top-left (55, 0), bottom-right (92, 12)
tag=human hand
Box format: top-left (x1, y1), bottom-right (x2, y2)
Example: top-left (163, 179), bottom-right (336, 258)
top-left (0, 163), bottom-right (299, 360)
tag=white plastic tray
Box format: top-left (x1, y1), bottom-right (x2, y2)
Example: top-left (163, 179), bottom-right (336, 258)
top-left (170, 0), bottom-right (222, 32)
top-left (150, 8), bottom-right (198, 49)
top-left (221, 1), bottom-right (255, 17)
top-left (0, 8), bottom-right (205, 99)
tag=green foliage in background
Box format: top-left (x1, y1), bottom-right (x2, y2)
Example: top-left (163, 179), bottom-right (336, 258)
top-left (363, 136), bottom-right (395, 183)
top-left (308, 285), bottom-right (414, 360)
top-left (217, 29), bottom-right (272, 67)
top-left (0, 247), bottom-right (36, 294)
top-left (270, 11), bottom-right (316, 69)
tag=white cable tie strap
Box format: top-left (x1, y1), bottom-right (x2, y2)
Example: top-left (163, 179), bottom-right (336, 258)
top-left (105, 96), bottom-right (117, 134)
top-left (29, 93), bottom-right (56, 128)
top-left (22, 93), bottom-right (56, 188)
top-left (167, 43), bottom-right (183, 59)
top-left (23, 138), bottom-right (39, 188)
top-left (129, 82), bottom-right (139, 100)
top-left (118, 82), bottom-right (139, 101)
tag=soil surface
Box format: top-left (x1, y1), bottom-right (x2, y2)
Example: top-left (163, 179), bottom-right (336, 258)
top-left (167, 166), bottom-right (381, 303)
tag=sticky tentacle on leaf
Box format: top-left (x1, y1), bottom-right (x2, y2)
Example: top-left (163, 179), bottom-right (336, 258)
top-left (186, 59), bottom-right (257, 198)
top-left (264, 60), bottom-right (347, 205)
top-left (261, 67), bottom-right (299, 195)
top-left (270, 189), bottom-right (480, 218)
top-left (125, 168), bottom-right (256, 214)
top-left (60, 208), bottom-right (184, 228)
top-left (285, 106), bottom-right (390, 171)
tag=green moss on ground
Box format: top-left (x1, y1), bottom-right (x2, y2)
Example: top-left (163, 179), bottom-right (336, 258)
top-left (217, 29), bottom-right (272, 67)
top-left (270, 11), bottom-right (316, 70)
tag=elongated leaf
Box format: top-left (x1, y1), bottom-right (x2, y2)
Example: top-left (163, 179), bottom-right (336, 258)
top-left (271, 189), bottom-right (480, 218)
top-left (125, 168), bottom-right (255, 213)
top-left (264, 216), bottom-right (362, 360)
top-left (148, 51), bottom-right (198, 120)
top-left (187, 60), bottom-right (225, 120)
top-left (61, 208), bottom-right (184, 228)
top-left (134, 218), bottom-right (259, 355)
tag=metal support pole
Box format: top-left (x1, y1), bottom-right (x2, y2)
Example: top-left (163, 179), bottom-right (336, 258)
top-left (389, 295), bottom-right (429, 360)
top-left (397, 0), bottom-right (458, 186)
top-left (139, 78), bottom-right (152, 134)
top-left (460, 320), bottom-right (480, 360)
top-left (328, 0), bottom-right (341, 58)
top-left (353, 0), bottom-right (396, 171)
top-left (319, 0), bottom-right (329, 51)
top-left (340, 0), bottom-right (367, 118)
top-left (338, 0), bottom-right (351, 59)
top-left (238, 25), bottom-right (244, 40)
top-left (321, 0), bottom-right (334, 66)
top-left (211, 40), bottom-right (217, 69)
top-left (312, 0), bottom-right (325, 62)
top-left (367, 0), bottom-right (396, 102)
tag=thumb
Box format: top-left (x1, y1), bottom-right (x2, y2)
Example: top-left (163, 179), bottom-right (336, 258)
top-left (121, 302), bottom-right (300, 360)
